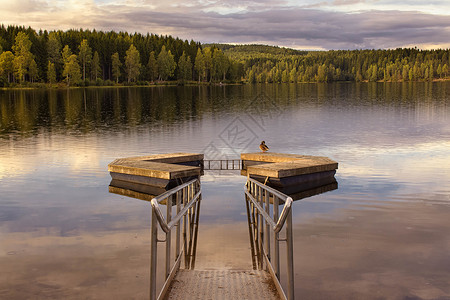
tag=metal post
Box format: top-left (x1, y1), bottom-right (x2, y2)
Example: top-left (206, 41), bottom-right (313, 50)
top-left (191, 192), bottom-right (201, 269)
top-left (258, 186), bottom-right (264, 269)
top-left (274, 196), bottom-right (280, 279)
top-left (265, 189), bottom-right (270, 269)
top-left (176, 191), bottom-right (181, 260)
top-left (150, 208), bottom-right (158, 300)
top-left (245, 192), bottom-right (257, 269)
top-left (183, 187), bottom-right (188, 268)
top-left (165, 194), bottom-right (172, 278)
top-left (286, 209), bottom-right (294, 300)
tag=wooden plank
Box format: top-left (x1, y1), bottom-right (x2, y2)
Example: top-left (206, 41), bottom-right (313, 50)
top-left (123, 153), bottom-right (204, 164)
top-left (241, 152), bottom-right (316, 163)
top-left (108, 159), bottom-right (201, 179)
top-left (110, 172), bottom-right (170, 187)
top-left (247, 161), bottom-right (337, 178)
top-left (241, 152), bottom-right (338, 179)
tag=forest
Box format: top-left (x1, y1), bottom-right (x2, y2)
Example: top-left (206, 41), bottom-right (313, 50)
top-left (0, 25), bottom-right (449, 87)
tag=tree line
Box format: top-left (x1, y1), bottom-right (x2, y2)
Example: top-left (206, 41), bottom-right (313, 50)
top-left (0, 25), bottom-right (449, 87)
top-left (221, 45), bottom-right (450, 83)
top-left (0, 25), bottom-right (242, 87)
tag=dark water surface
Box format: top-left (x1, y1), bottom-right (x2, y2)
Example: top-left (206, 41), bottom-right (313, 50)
top-left (1, 83), bottom-right (449, 299)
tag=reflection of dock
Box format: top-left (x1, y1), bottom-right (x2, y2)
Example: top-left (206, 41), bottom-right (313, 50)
top-left (108, 152), bottom-right (338, 300)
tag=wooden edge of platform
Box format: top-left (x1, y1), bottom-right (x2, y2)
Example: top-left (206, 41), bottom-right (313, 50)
top-left (108, 153), bottom-right (203, 180)
top-left (246, 161), bottom-right (338, 178)
top-left (108, 160), bottom-right (201, 180)
top-left (119, 153), bottom-right (204, 163)
top-left (241, 152), bottom-right (336, 164)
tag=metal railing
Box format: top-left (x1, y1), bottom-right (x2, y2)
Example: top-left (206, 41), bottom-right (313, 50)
top-left (245, 177), bottom-right (294, 300)
top-left (203, 159), bottom-right (241, 170)
top-left (150, 178), bottom-right (201, 300)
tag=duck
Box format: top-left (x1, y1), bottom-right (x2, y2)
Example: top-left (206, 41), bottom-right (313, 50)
top-left (259, 141), bottom-right (269, 152)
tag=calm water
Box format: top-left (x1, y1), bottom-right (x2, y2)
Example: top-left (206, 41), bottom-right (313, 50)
top-left (1, 83), bottom-right (450, 299)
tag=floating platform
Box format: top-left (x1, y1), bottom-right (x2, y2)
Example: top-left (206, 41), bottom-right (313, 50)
top-left (241, 152), bottom-right (338, 195)
top-left (108, 153), bottom-right (203, 192)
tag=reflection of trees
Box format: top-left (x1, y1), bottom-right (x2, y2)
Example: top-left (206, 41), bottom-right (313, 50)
top-left (0, 83), bottom-right (448, 137)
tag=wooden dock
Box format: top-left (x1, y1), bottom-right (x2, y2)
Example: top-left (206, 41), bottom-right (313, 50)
top-left (108, 153), bottom-right (203, 194)
top-left (108, 152), bottom-right (339, 300)
top-left (108, 153), bottom-right (203, 180)
top-left (241, 152), bottom-right (338, 195)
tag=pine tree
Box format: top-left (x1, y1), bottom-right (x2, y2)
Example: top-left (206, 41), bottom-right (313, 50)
top-left (91, 51), bottom-right (101, 81)
top-left (147, 51), bottom-right (157, 81)
top-left (47, 61), bottom-right (56, 84)
top-left (62, 45), bottom-right (72, 65)
top-left (47, 32), bottom-right (62, 79)
top-left (177, 51), bottom-right (192, 82)
top-left (78, 39), bottom-right (92, 81)
top-left (12, 32), bottom-right (35, 82)
top-left (194, 48), bottom-right (205, 82)
top-left (0, 51), bottom-right (14, 83)
top-left (157, 46), bottom-right (176, 81)
top-left (203, 47), bottom-right (212, 81)
top-left (111, 52), bottom-right (121, 83)
top-left (125, 44), bottom-right (141, 82)
top-left (29, 59), bottom-right (39, 82)
top-left (63, 54), bottom-right (81, 86)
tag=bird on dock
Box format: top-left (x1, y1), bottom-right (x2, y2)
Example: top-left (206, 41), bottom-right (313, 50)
top-left (259, 141), bottom-right (269, 152)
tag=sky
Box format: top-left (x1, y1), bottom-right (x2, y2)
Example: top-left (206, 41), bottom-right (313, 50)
top-left (1, 0), bottom-right (450, 50)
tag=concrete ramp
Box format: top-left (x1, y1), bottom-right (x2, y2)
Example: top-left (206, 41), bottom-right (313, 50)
top-left (167, 269), bottom-right (280, 300)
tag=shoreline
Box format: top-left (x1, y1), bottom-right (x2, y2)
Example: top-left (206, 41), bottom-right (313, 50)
top-left (1, 79), bottom-right (449, 90)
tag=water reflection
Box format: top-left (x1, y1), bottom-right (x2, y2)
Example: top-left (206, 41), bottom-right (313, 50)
top-left (1, 82), bottom-right (448, 138)
top-left (245, 176), bottom-right (338, 297)
top-left (291, 201), bottom-right (450, 299)
top-left (1, 82), bottom-right (450, 299)
top-left (109, 177), bottom-right (201, 296)
top-left (287, 180), bottom-right (338, 201)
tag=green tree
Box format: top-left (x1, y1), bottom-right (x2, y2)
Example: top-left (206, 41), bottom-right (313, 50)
top-left (0, 51), bottom-right (15, 83)
top-left (62, 45), bottom-right (72, 65)
top-left (157, 45), bottom-right (176, 81)
top-left (289, 68), bottom-right (297, 83)
top-left (111, 52), bottom-right (121, 83)
top-left (402, 65), bottom-right (409, 81)
top-left (78, 39), bottom-right (92, 81)
top-left (437, 64), bottom-right (442, 78)
top-left (194, 48), bottom-right (205, 82)
top-left (63, 54), bottom-right (81, 86)
top-left (29, 59), bottom-right (39, 82)
top-left (91, 51), bottom-right (101, 81)
top-left (369, 64), bottom-right (378, 82)
top-left (443, 64), bottom-right (448, 77)
top-left (147, 51), bottom-right (158, 81)
top-left (177, 51), bottom-right (192, 81)
top-left (316, 64), bottom-right (327, 82)
top-left (12, 32), bottom-right (35, 82)
top-left (203, 47), bottom-right (212, 81)
top-left (125, 44), bottom-right (141, 82)
top-left (47, 61), bottom-right (56, 84)
top-left (212, 48), bottom-right (228, 81)
top-left (47, 32), bottom-right (62, 79)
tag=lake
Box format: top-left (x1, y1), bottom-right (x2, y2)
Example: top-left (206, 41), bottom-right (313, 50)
top-left (1, 83), bottom-right (449, 299)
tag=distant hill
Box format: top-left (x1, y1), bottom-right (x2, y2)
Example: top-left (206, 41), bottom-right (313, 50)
top-left (203, 43), bottom-right (308, 62)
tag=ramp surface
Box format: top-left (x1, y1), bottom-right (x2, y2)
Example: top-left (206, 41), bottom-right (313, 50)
top-left (167, 269), bottom-right (280, 300)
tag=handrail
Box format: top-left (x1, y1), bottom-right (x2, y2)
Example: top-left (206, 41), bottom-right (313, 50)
top-left (151, 189), bottom-right (201, 233)
top-left (245, 178), bottom-right (293, 233)
top-left (150, 178), bottom-right (199, 234)
top-left (150, 192), bottom-right (201, 233)
top-left (150, 178), bottom-right (201, 300)
top-left (245, 177), bottom-right (294, 300)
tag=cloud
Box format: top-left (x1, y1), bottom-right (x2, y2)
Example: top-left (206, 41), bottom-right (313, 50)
top-left (0, 0), bottom-right (449, 50)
